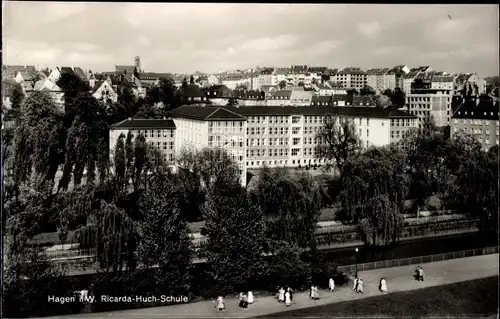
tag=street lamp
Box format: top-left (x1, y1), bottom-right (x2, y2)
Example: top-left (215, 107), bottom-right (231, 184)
top-left (355, 248), bottom-right (359, 276)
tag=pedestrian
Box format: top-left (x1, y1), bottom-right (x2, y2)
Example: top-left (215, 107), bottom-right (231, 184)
top-left (329, 277), bottom-right (335, 292)
top-left (215, 296), bottom-right (225, 311)
top-left (278, 287), bottom-right (285, 303)
top-left (239, 293), bottom-right (248, 308)
top-left (380, 278), bottom-right (387, 293)
top-left (287, 287), bottom-right (293, 301)
top-left (418, 267), bottom-right (425, 281)
top-left (357, 279), bottom-right (364, 293)
top-left (314, 286), bottom-right (321, 300)
top-left (247, 291), bottom-right (254, 304)
top-left (415, 266), bottom-right (422, 281)
top-left (309, 285), bottom-right (314, 299)
top-left (353, 277), bottom-right (359, 291)
top-left (285, 290), bottom-right (291, 306)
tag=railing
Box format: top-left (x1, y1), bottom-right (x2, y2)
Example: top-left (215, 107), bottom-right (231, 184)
top-left (338, 246), bottom-right (499, 274)
top-left (46, 218), bottom-right (479, 261)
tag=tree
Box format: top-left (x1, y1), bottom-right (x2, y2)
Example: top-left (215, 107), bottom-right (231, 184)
top-left (158, 77), bottom-right (178, 111)
top-left (391, 87), bottom-right (406, 107)
top-left (347, 88), bottom-right (359, 96)
top-left (315, 114), bottom-right (362, 175)
top-left (202, 188), bottom-right (266, 295)
top-left (137, 176), bottom-right (193, 295)
top-left (190, 75), bottom-right (195, 85)
top-left (58, 92), bottom-right (109, 191)
top-left (374, 95), bottom-right (391, 109)
top-left (278, 80), bottom-right (287, 90)
top-left (297, 81), bottom-right (305, 87)
top-left (360, 86), bottom-right (376, 96)
top-left (311, 78), bottom-right (318, 85)
top-left (11, 91), bottom-right (64, 192)
top-left (10, 83), bottom-right (25, 125)
top-left (117, 85), bottom-right (137, 117)
top-left (252, 167), bottom-right (324, 251)
top-left (359, 195), bottom-right (405, 247)
top-left (182, 77), bottom-right (188, 88)
top-left (339, 146), bottom-right (409, 228)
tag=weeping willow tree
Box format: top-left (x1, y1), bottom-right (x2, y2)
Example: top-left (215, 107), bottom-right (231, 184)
top-left (340, 146), bottom-right (409, 247)
top-left (77, 200), bottom-right (137, 274)
top-left (359, 195), bottom-right (405, 247)
top-left (253, 166), bottom-right (324, 251)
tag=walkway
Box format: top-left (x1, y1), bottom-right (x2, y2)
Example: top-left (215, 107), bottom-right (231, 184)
top-left (43, 253), bottom-right (499, 319)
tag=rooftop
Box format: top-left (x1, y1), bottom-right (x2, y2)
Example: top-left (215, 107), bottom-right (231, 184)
top-left (111, 118), bottom-right (176, 129)
top-left (452, 98), bottom-right (499, 120)
top-left (271, 90), bottom-right (292, 99)
top-left (169, 105), bottom-right (247, 121)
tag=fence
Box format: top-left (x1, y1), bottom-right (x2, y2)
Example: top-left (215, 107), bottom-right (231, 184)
top-left (338, 246), bottom-right (499, 275)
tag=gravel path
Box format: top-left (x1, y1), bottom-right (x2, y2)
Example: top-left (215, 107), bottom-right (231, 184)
top-left (43, 253), bottom-right (499, 319)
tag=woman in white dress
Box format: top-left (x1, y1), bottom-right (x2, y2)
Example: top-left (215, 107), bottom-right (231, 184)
top-left (216, 296), bottom-right (225, 311)
top-left (247, 291), bottom-right (254, 304)
top-left (329, 278), bottom-right (335, 291)
top-left (278, 287), bottom-right (285, 303)
top-left (353, 277), bottom-right (359, 291)
top-left (357, 279), bottom-right (364, 293)
top-left (284, 290), bottom-right (291, 306)
top-left (380, 278), bottom-right (387, 293)
top-left (314, 286), bottom-right (320, 300)
top-left (309, 285), bottom-right (314, 299)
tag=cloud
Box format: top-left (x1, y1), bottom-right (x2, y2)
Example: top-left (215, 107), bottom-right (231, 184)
top-left (137, 36), bottom-right (152, 48)
top-left (239, 35), bottom-right (299, 52)
top-left (357, 21), bottom-right (381, 37)
top-left (308, 40), bottom-right (344, 53)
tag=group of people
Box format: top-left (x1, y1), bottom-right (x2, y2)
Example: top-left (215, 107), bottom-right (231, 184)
top-left (277, 287), bottom-right (293, 306)
top-left (415, 266), bottom-right (425, 281)
top-left (215, 267), bottom-right (428, 313)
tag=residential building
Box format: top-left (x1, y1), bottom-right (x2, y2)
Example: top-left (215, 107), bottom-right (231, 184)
top-left (407, 87), bottom-right (453, 127)
top-left (267, 90), bottom-right (292, 106)
top-left (25, 78), bottom-right (65, 110)
top-left (115, 65), bottom-right (136, 75)
top-left (169, 106), bottom-right (248, 186)
top-left (288, 65), bottom-right (308, 86)
top-left (431, 75), bottom-right (455, 92)
top-left (273, 68), bottom-right (289, 87)
top-left (223, 105), bottom-right (417, 168)
top-left (310, 95), bottom-right (335, 107)
top-left (195, 75), bottom-right (210, 88)
top-left (307, 67), bottom-right (328, 82)
top-left (325, 81), bottom-right (347, 95)
top-left (290, 89), bottom-right (313, 106)
top-left (260, 85), bottom-right (279, 97)
top-left (176, 84), bottom-right (208, 104)
top-left (256, 67), bottom-right (275, 89)
top-left (333, 68), bottom-right (367, 91)
top-left (454, 73), bottom-right (485, 95)
top-left (109, 118), bottom-right (176, 163)
top-left (2, 65), bottom-right (36, 80)
top-left (389, 65), bottom-right (410, 89)
top-left (353, 96), bottom-right (376, 107)
top-left (205, 84), bottom-right (234, 106)
top-left (91, 80), bottom-right (118, 104)
top-left (207, 74), bottom-right (223, 86)
top-left (234, 89), bottom-right (266, 106)
top-left (138, 72), bottom-right (174, 86)
top-left (451, 96), bottom-right (499, 150)
top-left (48, 66), bottom-right (88, 84)
top-left (365, 68), bottom-right (396, 94)
top-left (221, 73), bottom-right (252, 90)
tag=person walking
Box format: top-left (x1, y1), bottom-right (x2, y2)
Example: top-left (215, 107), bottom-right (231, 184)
top-left (357, 279), bottom-right (364, 293)
top-left (247, 291), bottom-right (254, 304)
top-left (329, 278), bottom-right (335, 292)
top-left (285, 290), bottom-right (291, 306)
top-left (287, 287), bottom-right (293, 301)
top-left (418, 267), bottom-right (425, 281)
top-left (379, 278), bottom-right (387, 293)
top-left (353, 277), bottom-right (359, 291)
top-left (215, 296), bottom-right (225, 311)
top-left (309, 285), bottom-right (314, 299)
top-left (278, 287), bottom-right (285, 303)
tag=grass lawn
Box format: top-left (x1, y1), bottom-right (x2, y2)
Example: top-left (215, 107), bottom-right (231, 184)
top-left (258, 276), bottom-right (499, 318)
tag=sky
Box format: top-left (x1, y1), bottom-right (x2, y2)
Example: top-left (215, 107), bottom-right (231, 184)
top-left (3, 3), bottom-right (499, 76)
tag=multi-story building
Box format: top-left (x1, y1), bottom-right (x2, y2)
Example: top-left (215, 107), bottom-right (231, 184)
top-left (314, 81), bottom-right (347, 96)
top-left (273, 68), bottom-right (289, 87)
top-left (451, 96), bottom-right (499, 150)
top-left (333, 68), bottom-right (367, 91)
top-left (290, 89), bottom-right (313, 106)
top-left (388, 65), bottom-right (410, 89)
top-left (234, 89), bottom-right (266, 106)
top-left (224, 105), bottom-right (416, 168)
top-left (267, 90), bottom-right (292, 106)
top-left (454, 73), bottom-right (485, 95)
top-left (2, 65), bottom-right (36, 81)
top-left (365, 68), bottom-right (396, 94)
top-left (109, 118), bottom-right (177, 163)
top-left (169, 106), bottom-right (248, 186)
top-left (205, 84), bottom-right (234, 106)
top-left (289, 65), bottom-right (309, 86)
top-left (407, 73), bottom-right (453, 127)
top-left (221, 73), bottom-right (252, 90)
top-left (256, 68), bottom-right (275, 89)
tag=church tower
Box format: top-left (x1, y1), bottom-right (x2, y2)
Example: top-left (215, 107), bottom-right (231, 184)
top-left (134, 56), bottom-right (142, 73)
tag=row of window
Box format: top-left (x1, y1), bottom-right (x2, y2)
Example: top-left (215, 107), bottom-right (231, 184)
top-left (209, 127), bottom-right (244, 133)
top-left (247, 158), bottom-right (325, 167)
top-left (137, 129), bottom-right (175, 138)
top-left (454, 119), bottom-right (498, 126)
top-left (208, 121), bottom-right (244, 128)
top-left (391, 119), bottom-right (415, 127)
top-left (390, 131), bottom-right (403, 139)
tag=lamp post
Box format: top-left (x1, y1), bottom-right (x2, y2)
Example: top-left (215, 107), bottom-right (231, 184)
top-left (355, 248), bottom-right (359, 276)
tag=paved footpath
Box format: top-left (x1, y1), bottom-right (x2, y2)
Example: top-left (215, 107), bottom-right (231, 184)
top-left (44, 254), bottom-right (498, 319)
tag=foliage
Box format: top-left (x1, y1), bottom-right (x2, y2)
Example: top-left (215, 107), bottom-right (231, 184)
top-left (9, 83), bottom-right (25, 125)
top-left (297, 81), bottom-right (305, 87)
top-left (374, 94), bottom-right (391, 108)
top-left (137, 176), bottom-right (193, 295)
top-left (383, 88), bottom-right (406, 108)
top-left (339, 146), bottom-right (408, 246)
top-left (201, 188), bottom-right (266, 295)
top-left (279, 80), bottom-right (287, 90)
top-left (315, 115), bottom-right (362, 175)
top-left (360, 85), bottom-right (376, 96)
top-left (58, 92), bottom-right (109, 190)
top-left (190, 75), bottom-right (195, 84)
top-left (252, 167), bottom-right (323, 250)
top-left (264, 241), bottom-right (311, 291)
top-left (358, 195), bottom-right (405, 247)
top-left (235, 83), bottom-right (249, 90)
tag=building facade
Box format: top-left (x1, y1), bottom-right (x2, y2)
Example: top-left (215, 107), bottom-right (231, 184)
top-left (109, 118), bottom-right (177, 164)
top-left (451, 97), bottom-right (500, 150)
top-left (333, 68), bottom-right (367, 91)
top-left (366, 68), bottom-right (396, 94)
